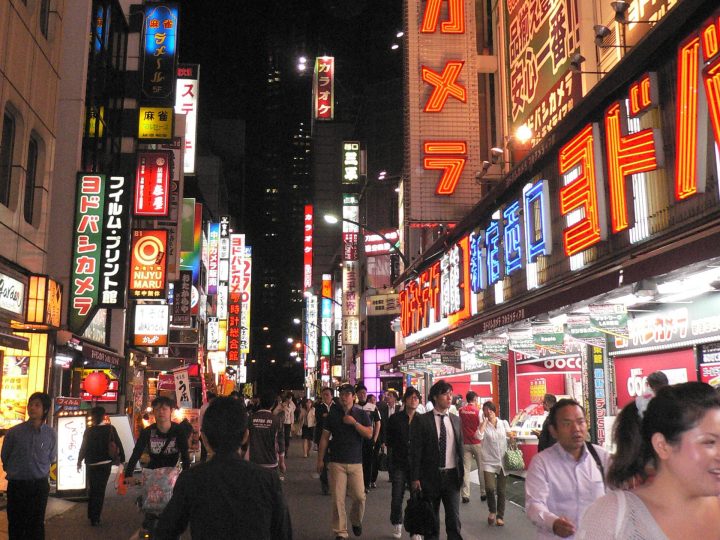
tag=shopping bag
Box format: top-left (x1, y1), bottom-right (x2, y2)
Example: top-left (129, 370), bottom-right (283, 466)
top-left (116, 470), bottom-right (127, 496)
top-left (141, 467), bottom-right (180, 513)
top-left (503, 441), bottom-right (525, 471)
top-left (403, 491), bottom-right (437, 536)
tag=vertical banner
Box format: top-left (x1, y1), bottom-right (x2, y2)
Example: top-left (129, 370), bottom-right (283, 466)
top-left (342, 141), bottom-right (362, 185)
top-left (173, 368), bottom-right (192, 409)
top-left (303, 205), bottom-right (313, 291)
top-left (69, 174), bottom-right (106, 333)
top-left (99, 176), bottom-right (131, 309)
top-left (172, 270), bottom-right (192, 326)
top-left (174, 64), bottom-right (199, 174)
top-left (305, 294), bottom-right (318, 369)
top-left (179, 200), bottom-right (202, 314)
top-left (227, 293), bottom-right (241, 365)
top-left (239, 247), bottom-right (252, 354)
top-left (134, 151), bottom-right (172, 217)
top-left (141, 3), bottom-right (179, 104)
top-left (313, 56), bottom-right (334, 120)
top-left (207, 222), bottom-right (219, 295)
top-left (321, 274), bottom-right (333, 356)
top-left (342, 194), bottom-right (359, 344)
top-left (227, 233), bottom-right (245, 365)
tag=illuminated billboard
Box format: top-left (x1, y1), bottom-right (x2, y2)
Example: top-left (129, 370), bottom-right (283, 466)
top-left (303, 205), bottom-right (313, 290)
top-left (134, 151), bottom-right (172, 217)
top-left (313, 57), bottom-right (334, 120)
top-left (141, 3), bottom-right (179, 104)
top-left (129, 230), bottom-right (168, 299)
top-left (134, 304), bottom-right (169, 347)
top-left (138, 107), bottom-right (174, 141)
top-left (175, 64), bottom-right (199, 174)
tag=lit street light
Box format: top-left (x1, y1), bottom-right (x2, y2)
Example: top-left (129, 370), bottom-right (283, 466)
top-left (323, 213), bottom-right (410, 267)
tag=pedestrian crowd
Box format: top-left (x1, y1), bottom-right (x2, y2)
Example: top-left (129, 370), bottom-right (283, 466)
top-left (2, 371), bottom-right (719, 539)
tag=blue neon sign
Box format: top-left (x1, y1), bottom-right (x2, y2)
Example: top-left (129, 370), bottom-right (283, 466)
top-left (486, 221), bottom-right (502, 285)
top-left (523, 180), bottom-right (552, 263)
top-left (469, 231), bottom-right (486, 293)
top-left (503, 200), bottom-right (523, 275)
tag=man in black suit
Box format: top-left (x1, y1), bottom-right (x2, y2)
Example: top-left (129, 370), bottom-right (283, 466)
top-left (409, 380), bottom-right (464, 540)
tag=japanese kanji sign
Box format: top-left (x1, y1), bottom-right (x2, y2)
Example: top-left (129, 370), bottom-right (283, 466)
top-left (141, 3), bottom-right (179, 104)
top-left (174, 63), bottom-right (199, 174)
top-left (133, 304), bottom-right (169, 347)
top-left (129, 229), bottom-right (168, 299)
top-left (303, 205), bottom-right (313, 290)
top-left (138, 107), bottom-right (174, 141)
top-left (172, 270), bottom-right (192, 326)
top-left (98, 176), bottom-right (131, 309)
top-left (134, 151), bottom-right (172, 217)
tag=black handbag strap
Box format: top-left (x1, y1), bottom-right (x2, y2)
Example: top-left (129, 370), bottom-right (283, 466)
top-left (586, 442), bottom-right (606, 488)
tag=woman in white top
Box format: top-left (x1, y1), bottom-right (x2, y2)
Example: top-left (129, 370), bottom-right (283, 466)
top-left (577, 382), bottom-right (720, 540)
top-left (478, 400), bottom-right (515, 527)
top-left (301, 398), bottom-right (316, 457)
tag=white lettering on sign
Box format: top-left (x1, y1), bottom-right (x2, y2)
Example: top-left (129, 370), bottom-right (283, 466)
top-left (0, 274), bottom-right (25, 315)
top-left (627, 368), bottom-right (647, 398)
top-left (543, 356), bottom-right (582, 370)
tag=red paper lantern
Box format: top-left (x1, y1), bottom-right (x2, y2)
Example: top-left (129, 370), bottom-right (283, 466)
top-left (84, 371), bottom-right (110, 397)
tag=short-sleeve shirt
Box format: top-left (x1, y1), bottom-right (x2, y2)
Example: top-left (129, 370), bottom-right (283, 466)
top-left (324, 404), bottom-right (370, 464)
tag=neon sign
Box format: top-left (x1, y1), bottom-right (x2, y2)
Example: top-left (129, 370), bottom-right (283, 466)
top-left (422, 61), bottom-right (467, 112)
top-left (523, 180), bottom-right (552, 263)
top-left (421, 0), bottom-right (465, 33)
top-left (485, 220), bottom-right (502, 286)
top-left (503, 201), bottom-right (523, 275)
top-left (424, 141), bottom-right (467, 195)
top-left (469, 231), bottom-right (486, 293)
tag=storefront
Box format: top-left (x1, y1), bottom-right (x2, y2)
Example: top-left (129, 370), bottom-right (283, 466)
top-left (394, 2), bottom-right (720, 461)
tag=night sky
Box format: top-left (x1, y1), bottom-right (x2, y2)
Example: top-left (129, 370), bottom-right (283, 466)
top-left (178, 0), bottom-right (403, 120)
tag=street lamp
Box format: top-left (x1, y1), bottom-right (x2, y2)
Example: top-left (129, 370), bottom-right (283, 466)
top-left (323, 214), bottom-right (410, 268)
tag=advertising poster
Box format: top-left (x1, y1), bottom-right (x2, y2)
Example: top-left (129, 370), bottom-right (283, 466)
top-left (57, 415), bottom-right (87, 491)
top-left (134, 304), bottom-right (169, 347)
top-left (129, 229), bottom-right (168, 299)
top-left (134, 151), bottom-right (172, 217)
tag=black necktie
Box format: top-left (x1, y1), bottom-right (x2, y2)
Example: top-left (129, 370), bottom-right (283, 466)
top-left (438, 414), bottom-right (447, 466)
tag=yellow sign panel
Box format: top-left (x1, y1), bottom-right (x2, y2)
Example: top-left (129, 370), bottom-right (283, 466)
top-left (138, 107), bottom-right (174, 140)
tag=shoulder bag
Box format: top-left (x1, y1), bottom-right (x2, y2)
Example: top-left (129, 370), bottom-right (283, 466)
top-left (107, 425), bottom-right (121, 465)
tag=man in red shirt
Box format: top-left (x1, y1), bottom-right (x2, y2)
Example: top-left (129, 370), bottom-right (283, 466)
top-left (458, 391), bottom-right (486, 503)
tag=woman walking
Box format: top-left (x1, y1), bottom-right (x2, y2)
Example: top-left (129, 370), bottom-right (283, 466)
top-left (478, 401), bottom-right (515, 527)
top-left (301, 398), bottom-right (316, 457)
top-left (77, 406), bottom-right (125, 526)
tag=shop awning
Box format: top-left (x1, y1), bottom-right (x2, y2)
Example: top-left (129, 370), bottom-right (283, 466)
top-left (0, 331), bottom-right (29, 351)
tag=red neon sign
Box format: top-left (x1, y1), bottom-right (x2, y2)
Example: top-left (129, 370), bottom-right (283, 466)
top-left (675, 36), bottom-right (703, 200)
top-left (303, 205), bottom-right (313, 290)
top-left (134, 151), bottom-right (171, 217)
top-left (423, 141), bottom-right (467, 195)
top-left (604, 101), bottom-right (661, 233)
top-left (559, 124), bottom-right (606, 257)
top-left (628, 73), bottom-right (656, 117)
top-left (400, 261), bottom-right (441, 337)
top-left (422, 61), bottom-right (467, 112)
top-left (420, 0), bottom-right (465, 33)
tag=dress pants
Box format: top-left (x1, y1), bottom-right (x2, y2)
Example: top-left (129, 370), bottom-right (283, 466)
top-left (426, 468), bottom-right (462, 540)
top-left (319, 447), bottom-right (329, 492)
top-left (361, 440), bottom-right (374, 488)
top-left (461, 443), bottom-right (486, 498)
top-left (7, 478), bottom-right (49, 540)
top-left (328, 462), bottom-right (366, 538)
top-left (87, 463), bottom-right (112, 522)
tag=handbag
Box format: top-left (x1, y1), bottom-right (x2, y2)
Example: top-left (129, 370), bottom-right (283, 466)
top-left (503, 440), bottom-right (525, 471)
top-left (107, 425), bottom-right (121, 465)
top-left (403, 491), bottom-right (437, 535)
top-left (377, 447), bottom-right (388, 472)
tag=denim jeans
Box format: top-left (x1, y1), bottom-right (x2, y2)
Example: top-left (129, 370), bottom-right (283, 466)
top-left (390, 467), bottom-right (408, 525)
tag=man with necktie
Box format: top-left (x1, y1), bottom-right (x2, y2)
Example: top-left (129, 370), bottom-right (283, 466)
top-left (409, 380), bottom-right (464, 540)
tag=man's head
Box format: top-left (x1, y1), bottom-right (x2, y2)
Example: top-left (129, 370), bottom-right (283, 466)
top-left (385, 390), bottom-right (399, 407)
top-left (428, 380), bottom-right (453, 411)
top-left (466, 391), bottom-right (478, 404)
top-left (355, 383), bottom-right (368, 403)
top-left (367, 394), bottom-right (377, 405)
top-left (259, 390), bottom-right (276, 410)
top-left (27, 392), bottom-right (51, 421)
top-left (338, 383), bottom-right (356, 409)
top-left (201, 396), bottom-right (248, 455)
top-left (151, 396), bottom-right (176, 423)
top-left (321, 387), bottom-right (333, 405)
top-left (548, 399), bottom-right (588, 455)
top-left (542, 393), bottom-right (557, 412)
top-left (402, 387), bottom-right (421, 412)
top-left (647, 371), bottom-right (669, 394)
top-left (90, 406), bottom-right (106, 426)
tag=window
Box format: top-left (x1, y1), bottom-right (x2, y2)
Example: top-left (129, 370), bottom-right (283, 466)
top-left (0, 112), bottom-right (15, 207)
top-left (24, 137), bottom-right (38, 223)
top-left (40, 0), bottom-right (50, 38)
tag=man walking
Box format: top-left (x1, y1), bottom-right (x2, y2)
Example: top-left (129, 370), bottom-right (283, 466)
top-left (314, 386), bottom-right (334, 495)
top-left (386, 387), bottom-right (420, 539)
top-left (1, 392), bottom-right (57, 540)
top-left (458, 391), bottom-right (487, 503)
top-left (409, 380), bottom-right (464, 540)
top-left (532, 393), bottom-right (557, 452)
top-left (526, 398), bottom-right (608, 539)
top-left (246, 391), bottom-right (286, 475)
top-left (355, 383), bottom-right (381, 491)
top-left (317, 383), bottom-right (373, 539)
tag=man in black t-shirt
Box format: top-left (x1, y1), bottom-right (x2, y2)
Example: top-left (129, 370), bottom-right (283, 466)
top-left (317, 384), bottom-right (372, 540)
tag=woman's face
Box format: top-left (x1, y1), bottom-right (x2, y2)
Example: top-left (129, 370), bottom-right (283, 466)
top-left (662, 408), bottom-right (720, 497)
top-left (483, 406), bottom-right (496, 420)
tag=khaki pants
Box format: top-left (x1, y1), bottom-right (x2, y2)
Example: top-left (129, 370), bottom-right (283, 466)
top-left (462, 443), bottom-right (486, 498)
top-left (328, 462), bottom-right (366, 538)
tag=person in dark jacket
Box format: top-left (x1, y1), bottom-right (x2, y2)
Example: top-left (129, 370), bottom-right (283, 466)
top-left (532, 393), bottom-right (557, 452)
top-left (77, 406), bottom-right (125, 526)
top-left (155, 397), bottom-right (292, 540)
top-left (386, 387), bottom-right (420, 538)
top-left (313, 387), bottom-right (334, 495)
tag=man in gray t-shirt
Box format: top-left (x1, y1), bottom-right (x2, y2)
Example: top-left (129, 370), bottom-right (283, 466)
top-left (247, 392), bottom-right (286, 474)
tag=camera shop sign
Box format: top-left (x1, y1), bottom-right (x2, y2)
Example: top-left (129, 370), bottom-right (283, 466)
top-left (401, 8), bottom-right (720, 344)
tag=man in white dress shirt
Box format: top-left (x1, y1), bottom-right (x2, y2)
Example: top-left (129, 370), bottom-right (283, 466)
top-left (525, 399), bottom-right (609, 540)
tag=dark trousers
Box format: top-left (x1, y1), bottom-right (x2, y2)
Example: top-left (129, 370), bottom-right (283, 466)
top-left (390, 467), bottom-right (408, 525)
top-left (361, 440), bottom-right (374, 488)
top-left (283, 424), bottom-right (291, 452)
top-left (320, 447), bottom-right (329, 492)
top-left (371, 441), bottom-right (382, 483)
top-left (7, 478), bottom-right (49, 540)
top-left (87, 463), bottom-right (112, 522)
top-left (427, 469), bottom-right (462, 540)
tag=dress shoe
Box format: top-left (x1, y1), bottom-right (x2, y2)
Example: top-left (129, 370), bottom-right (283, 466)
top-left (481, 494), bottom-right (487, 501)
top-left (462, 496), bottom-right (470, 503)
top-left (352, 524), bottom-right (362, 536)
top-left (487, 513), bottom-right (496, 526)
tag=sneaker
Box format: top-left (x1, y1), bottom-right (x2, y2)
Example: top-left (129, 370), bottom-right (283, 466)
top-left (370, 482), bottom-right (377, 489)
top-left (462, 496), bottom-right (470, 503)
top-left (392, 524), bottom-right (402, 538)
top-left (352, 524), bottom-right (362, 536)
top-left (411, 535), bottom-right (423, 540)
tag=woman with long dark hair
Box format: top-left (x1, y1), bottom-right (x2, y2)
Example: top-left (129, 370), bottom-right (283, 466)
top-left (577, 382), bottom-right (720, 539)
top-left (77, 406), bottom-right (125, 526)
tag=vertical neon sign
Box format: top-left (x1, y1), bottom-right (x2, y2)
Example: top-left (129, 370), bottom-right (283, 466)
top-left (523, 180), bottom-right (552, 263)
top-left (503, 200), bottom-right (523, 275)
top-left (469, 231), bottom-right (486, 293)
top-left (485, 220), bottom-right (502, 285)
